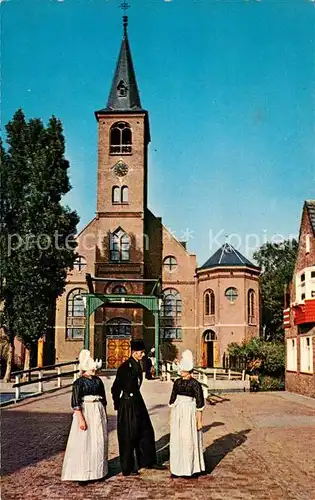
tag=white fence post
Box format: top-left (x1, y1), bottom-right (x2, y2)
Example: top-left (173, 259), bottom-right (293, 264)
top-left (228, 369), bottom-right (231, 380)
top-left (15, 375), bottom-right (20, 400)
top-left (213, 369), bottom-right (217, 381)
top-left (242, 369), bottom-right (245, 381)
top-left (73, 364), bottom-right (78, 382)
top-left (57, 367), bottom-right (62, 388)
top-left (38, 370), bottom-right (43, 393)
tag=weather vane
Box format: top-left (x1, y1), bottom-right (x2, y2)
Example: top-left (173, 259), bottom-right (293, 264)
top-left (120, 1), bottom-right (130, 36)
top-left (120, 1), bottom-right (130, 12)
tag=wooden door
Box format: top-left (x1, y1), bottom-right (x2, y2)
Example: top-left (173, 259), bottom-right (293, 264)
top-left (107, 338), bottom-right (131, 369)
top-left (207, 342), bottom-right (214, 368)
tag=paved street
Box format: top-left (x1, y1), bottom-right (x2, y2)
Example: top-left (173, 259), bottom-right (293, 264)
top-left (2, 377), bottom-right (315, 500)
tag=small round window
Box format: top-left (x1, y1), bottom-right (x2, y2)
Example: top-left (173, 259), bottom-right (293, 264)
top-left (163, 256), bottom-right (177, 272)
top-left (225, 287), bottom-right (238, 303)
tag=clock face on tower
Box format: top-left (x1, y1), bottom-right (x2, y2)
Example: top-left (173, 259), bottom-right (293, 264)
top-left (113, 160), bottom-right (129, 177)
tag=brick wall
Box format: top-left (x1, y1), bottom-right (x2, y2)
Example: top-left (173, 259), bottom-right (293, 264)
top-left (196, 267), bottom-right (260, 367)
top-left (285, 203), bottom-right (315, 398)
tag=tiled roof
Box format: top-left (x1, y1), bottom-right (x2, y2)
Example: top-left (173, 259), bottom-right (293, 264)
top-left (305, 200), bottom-right (315, 235)
top-left (200, 243), bottom-right (259, 270)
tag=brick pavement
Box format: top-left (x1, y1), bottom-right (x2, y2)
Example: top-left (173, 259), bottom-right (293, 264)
top-left (2, 377), bottom-right (315, 500)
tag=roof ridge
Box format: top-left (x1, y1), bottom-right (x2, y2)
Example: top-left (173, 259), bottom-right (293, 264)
top-left (231, 245), bottom-right (246, 264)
top-left (218, 243), bottom-right (226, 264)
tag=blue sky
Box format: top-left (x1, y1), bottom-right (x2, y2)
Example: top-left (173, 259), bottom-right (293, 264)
top-left (2, 0), bottom-right (315, 266)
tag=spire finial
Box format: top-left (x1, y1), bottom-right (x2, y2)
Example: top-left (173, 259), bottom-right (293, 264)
top-left (120, 1), bottom-right (130, 37)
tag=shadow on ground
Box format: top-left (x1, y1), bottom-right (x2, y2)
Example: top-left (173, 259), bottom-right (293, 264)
top-left (2, 403), bottom-right (249, 481)
top-left (204, 429), bottom-right (251, 472)
top-left (108, 423), bottom-right (249, 479)
top-left (1, 409), bottom-right (117, 475)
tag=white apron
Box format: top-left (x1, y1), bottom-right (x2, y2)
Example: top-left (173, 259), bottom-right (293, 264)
top-left (61, 395), bottom-right (108, 481)
top-left (170, 395), bottom-right (205, 477)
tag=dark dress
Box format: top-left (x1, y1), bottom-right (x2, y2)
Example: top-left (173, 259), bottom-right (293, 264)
top-left (61, 375), bottom-right (108, 481)
top-left (169, 377), bottom-right (205, 409)
top-left (71, 375), bottom-right (107, 409)
top-left (111, 356), bottom-right (157, 475)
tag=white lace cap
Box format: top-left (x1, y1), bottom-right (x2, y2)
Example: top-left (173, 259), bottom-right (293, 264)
top-left (179, 349), bottom-right (194, 372)
top-left (79, 349), bottom-right (102, 372)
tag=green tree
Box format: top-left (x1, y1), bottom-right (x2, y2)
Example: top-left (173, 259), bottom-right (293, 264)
top-left (0, 110), bottom-right (79, 380)
top-left (253, 239), bottom-right (298, 341)
top-left (227, 338), bottom-right (285, 378)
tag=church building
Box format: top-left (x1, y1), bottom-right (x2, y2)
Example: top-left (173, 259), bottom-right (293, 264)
top-left (55, 16), bottom-right (261, 369)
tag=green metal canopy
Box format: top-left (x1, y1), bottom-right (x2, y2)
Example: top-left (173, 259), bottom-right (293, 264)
top-left (83, 274), bottom-right (161, 374)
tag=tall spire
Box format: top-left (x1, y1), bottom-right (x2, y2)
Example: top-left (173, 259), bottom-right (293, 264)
top-left (106, 7), bottom-right (142, 112)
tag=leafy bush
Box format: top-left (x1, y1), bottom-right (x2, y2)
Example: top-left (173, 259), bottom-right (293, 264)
top-left (260, 375), bottom-right (285, 391)
top-left (227, 338), bottom-right (285, 377)
top-left (261, 342), bottom-right (285, 377)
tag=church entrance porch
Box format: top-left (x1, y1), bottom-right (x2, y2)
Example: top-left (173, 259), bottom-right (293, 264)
top-left (84, 274), bottom-right (161, 373)
top-left (202, 330), bottom-right (218, 368)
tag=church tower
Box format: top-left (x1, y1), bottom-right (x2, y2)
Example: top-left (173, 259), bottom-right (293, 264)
top-left (95, 15), bottom-right (150, 261)
top-left (91, 14), bottom-right (151, 364)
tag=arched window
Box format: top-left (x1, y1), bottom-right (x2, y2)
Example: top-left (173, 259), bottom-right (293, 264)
top-left (205, 294), bottom-right (210, 316)
top-left (112, 186), bottom-right (129, 205)
top-left (122, 126), bottom-right (132, 146)
top-left (110, 122), bottom-right (132, 154)
top-left (112, 186), bottom-right (120, 204)
top-left (225, 287), bottom-right (238, 303)
top-left (107, 317), bottom-right (131, 337)
top-left (160, 288), bottom-right (182, 340)
top-left (121, 186), bottom-right (129, 203)
top-left (73, 255), bottom-right (87, 272)
top-left (204, 289), bottom-right (215, 316)
top-left (110, 228), bottom-right (130, 262)
top-left (248, 289), bottom-right (256, 324)
top-left (163, 256), bottom-right (177, 272)
top-left (66, 288), bottom-right (85, 339)
top-left (204, 330), bottom-right (217, 342)
top-left (112, 285), bottom-right (127, 294)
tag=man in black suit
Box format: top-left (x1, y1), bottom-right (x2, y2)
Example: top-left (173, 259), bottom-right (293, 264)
top-left (111, 339), bottom-right (166, 476)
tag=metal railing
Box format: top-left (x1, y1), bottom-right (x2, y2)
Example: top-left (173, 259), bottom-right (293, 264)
top-left (159, 361), bottom-right (249, 396)
top-left (159, 361), bottom-right (210, 397)
top-left (11, 360), bottom-right (79, 401)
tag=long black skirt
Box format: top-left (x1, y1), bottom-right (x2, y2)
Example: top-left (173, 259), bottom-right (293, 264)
top-left (117, 393), bottom-right (157, 475)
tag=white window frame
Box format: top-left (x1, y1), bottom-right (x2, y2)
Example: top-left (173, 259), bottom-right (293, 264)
top-left (300, 336), bottom-right (313, 374)
top-left (295, 266), bottom-right (315, 303)
top-left (305, 234), bottom-right (310, 254)
top-left (286, 338), bottom-right (297, 372)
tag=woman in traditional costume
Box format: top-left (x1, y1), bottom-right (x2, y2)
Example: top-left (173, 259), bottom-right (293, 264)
top-left (61, 349), bottom-right (108, 483)
top-left (169, 349), bottom-right (205, 478)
